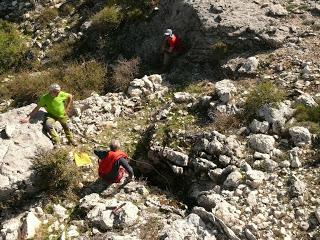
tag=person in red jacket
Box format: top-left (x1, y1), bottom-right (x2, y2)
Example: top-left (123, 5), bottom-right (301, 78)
top-left (94, 139), bottom-right (134, 184)
top-left (161, 28), bottom-right (183, 70)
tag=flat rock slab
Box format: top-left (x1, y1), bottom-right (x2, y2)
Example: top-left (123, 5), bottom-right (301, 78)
top-left (0, 104), bottom-right (53, 198)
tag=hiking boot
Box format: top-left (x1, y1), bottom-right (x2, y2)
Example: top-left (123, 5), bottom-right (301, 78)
top-left (68, 139), bottom-right (78, 146)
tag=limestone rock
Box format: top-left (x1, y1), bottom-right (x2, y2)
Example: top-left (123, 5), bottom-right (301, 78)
top-left (249, 119), bottom-right (269, 134)
top-left (223, 170), bottom-right (243, 189)
top-left (173, 92), bottom-right (193, 103)
top-left (4, 123), bottom-right (16, 138)
top-left (20, 212), bottom-right (41, 239)
top-left (163, 147), bottom-right (189, 167)
top-left (246, 170), bottom-right (265, 188)
top-left (160, 213), bottom-right (216, 240)
top-left (215, 79), bottom-right (236, 104)
top-left (89, 200), bottom-right (139, 231)
top-left (197, 193), bottom-right (225, 210)
top-left (53, 204), bottom-right (68, 220)
top-left (268, 4), bottom-right (288, 17)
top-left (289, 127), bottom-right (311, 146)
top-left (289, 176), bottom-right (306, 197)
top-left (127, 86), bottom-right (143, 97)
top-left (248, 134), bottom-right (275, 153)
top-left (290, 147), bottom-right (301, 168)
top-left (315, 207), bottom-right (320, 225)
top-left (296, 94), bottom-right (318, 107)
top-left (0, 104), bottom-right (53, 198)
top-left (206, 139), bottom-right (223, 155)
top-left (238, 57), bottom-right (259, 74)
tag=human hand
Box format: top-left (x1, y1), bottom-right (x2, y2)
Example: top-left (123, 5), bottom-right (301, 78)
top-left (20, 117), bottom-right (30, 124)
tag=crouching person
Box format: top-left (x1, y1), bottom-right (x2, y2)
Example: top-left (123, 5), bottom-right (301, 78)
top-left (94, 139), bottom-right (134, 184)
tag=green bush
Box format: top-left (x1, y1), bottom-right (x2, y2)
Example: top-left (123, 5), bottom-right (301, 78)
top-left (9, 71), bottom-right (56, 105)
top-left (91, 6), bottom-right (123, 32)
top-left (59, 3), bottom-right (75, 16)
top-left (0, 20), bottom-right (26, 73)
top-left (7, 61), bottom-right (106, 106)
top-left (107, 57), bottom-right (140, 92)
top-left (294, 104), bottom-right (320, 122)
top-left (38, 8), bottom-right (59, 27)
top-left (244, 82), bottom-right (286, 120)
top-left (210, 41), bottom-right (229, 62)
top-left (46, 39), bottom-right (75, 66)
top-left (32, 149), bottom-right (81, 198)
top-left (61, 60), bottom-right (106, 99)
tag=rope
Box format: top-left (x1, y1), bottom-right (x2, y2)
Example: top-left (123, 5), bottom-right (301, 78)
top-left (72, 124), bottom-right (172, 189)
top-left (128, 157), bottom-right (172, 189)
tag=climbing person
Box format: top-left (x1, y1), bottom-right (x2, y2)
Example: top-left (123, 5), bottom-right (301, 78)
top-left (161, 28), bottom-right (183, 70)
top-left (94, 139), bottom-right (134, 184)
top-left (20, 83), bottom-right (77, 147)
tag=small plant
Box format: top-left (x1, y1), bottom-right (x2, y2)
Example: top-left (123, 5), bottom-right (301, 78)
top-left (212, 112), bottom-right (241, 133)
top-left (0, 20), bottom-right (26, 73)
top-left (244, 82), bottom-right (286, 121)
top-left (59, 3), bottom-right (75, 16)
top-left (294, 104), bottom-right (320, 123)
top-left (37, 8), bottom-right (59, 27)
top-left (46, 39), bottom-right (75, 66)
top-left (210, 41), bottom-right (229, 62)
top-left (286, 3), bottom-right (298, 12)
top-left (139, 217), bottom-right (164, 240)
top-left (91, 6), bottom-right (123, 32)
top-left (32, 149), bottom-right (81, 198)
top-left (107, 57), bottom-right (140, 92)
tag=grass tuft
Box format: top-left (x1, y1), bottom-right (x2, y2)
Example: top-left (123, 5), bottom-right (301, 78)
top-left (244, 82), bottom-right (286, 121)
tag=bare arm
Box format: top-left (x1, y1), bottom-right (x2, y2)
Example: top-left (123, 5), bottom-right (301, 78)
top-left (20, 105), bottom-right (41, 123)
top-left (65, 94), bottom-right (73, 116)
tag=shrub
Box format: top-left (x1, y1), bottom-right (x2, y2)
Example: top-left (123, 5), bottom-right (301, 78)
top-left (91, 6), bottom-right (123, 32)
top-left (107, 57), bottom-right (140, 92)
top-left (37, 8), bottom-right (59, 27)
top-left (210, 41), bottom-right (229, 62)
top-left (32, 149), bottom-right (81, 198)
top-left (61, 61), bottom-right (106, 99)
top-left (0, 20), bottom-right (26, 73)
top-left (46, 39), bottom-right (75, 66)
top-left (7, 61), bottom-right (106, 106)
top-left (59, 3), bottom-right (75, 16)
top-left (244, 82), bottom-right (286, 120)
top-left (294, 104), bottom-right (320, 123)
top-left (9, 71), bottom-right (57, 105)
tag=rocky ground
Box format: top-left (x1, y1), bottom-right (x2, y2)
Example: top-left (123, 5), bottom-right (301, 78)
top-left (1, 0), bottom-right (320, 240)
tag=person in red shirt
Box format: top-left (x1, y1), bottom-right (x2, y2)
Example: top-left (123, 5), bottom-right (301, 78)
top-left (94, 139), bottom-right (134, 184)
top-left (161, 29), bottom-right (183, 70)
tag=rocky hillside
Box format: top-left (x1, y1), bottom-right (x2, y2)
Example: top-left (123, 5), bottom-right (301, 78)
top-left (1, 0), bottom-right (320, 240)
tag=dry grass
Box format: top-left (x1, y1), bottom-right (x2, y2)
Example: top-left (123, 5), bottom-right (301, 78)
top-left (139, 217), bottom-right (164, 240)
top-left (5, 60), bottom-right (106, 106)
top-left (107, 57), bottom-right (140, 92)
top-left (37, 8), bottom-right (59, 27)
top-left (244, 82), bottom-right (286, 121)
top-left (212, 112), bottom-right (242, 133)
top-left (91, 5), bottom-right (123, 32)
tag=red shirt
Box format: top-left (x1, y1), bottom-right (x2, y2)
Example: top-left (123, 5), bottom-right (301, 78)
top-left (167, 34), bottom-right (182, 52)
top-left (98, 150), bottom-right (128, 178)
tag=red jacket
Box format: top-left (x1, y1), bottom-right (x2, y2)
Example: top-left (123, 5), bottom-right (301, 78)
top-left (167, 34), bottom-right (182, 52)
top-left (98, 150), bottom-right (128, 182)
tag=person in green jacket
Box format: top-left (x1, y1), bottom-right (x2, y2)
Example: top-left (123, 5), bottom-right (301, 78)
top-left (20, 83), bottom-right (77, 147)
